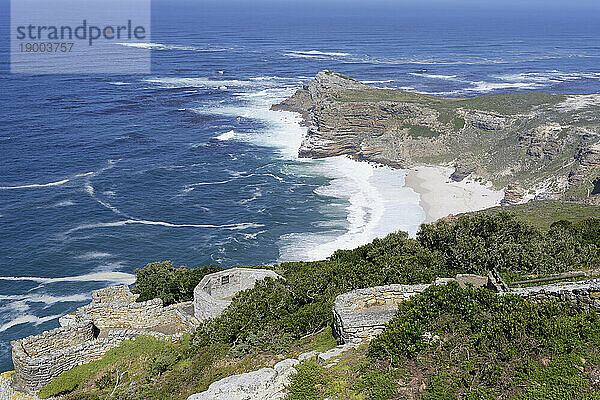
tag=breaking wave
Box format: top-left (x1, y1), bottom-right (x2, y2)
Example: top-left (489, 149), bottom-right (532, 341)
top-left (0, 314), bottom-right (63, 332)
top-left (0, 271), bottom-right (135, 285)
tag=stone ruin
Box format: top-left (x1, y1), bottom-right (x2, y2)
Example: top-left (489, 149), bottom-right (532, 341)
top-left (333, 274), bottom-right (490, 343)
top-left (10, 285), bottom-right (196, 394)
top-left (193, 267), bottom-right (281, 321)
top-left (9, 268), bottom-right (281, 395)
top-left (333, 273), bottom-right (600, 344)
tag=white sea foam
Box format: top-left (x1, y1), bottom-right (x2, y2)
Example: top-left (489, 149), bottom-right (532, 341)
top-left (0, 165), bottom-right (105, 191)
top-left (409, 72), bottom-right (461, 81)
top-left (49, 200), bottom-right (75, 208)
top-left (278, 157), bottom-right (424, 261)
top-left (84, 183), bottom-right (124, 215)
top-left (0, 293), bottom-right (88, 305)
top-left (0, 271), bottom-right (135, 285)
top-left (495, 71), bottom-right (600, 85)
top-left (115, 42), bottom-right (228, 52)
top-left (76, 251), bottom-right (112, 260)
top-left (463, 81), bottom-right (540, 93)
top-left (285, 50), bottom-right (350, 58)
top-left (65, 219), bottom-right (262, 234)
top-left (361, 79), bottom-right (395, 84)
top-left (215, 130), bottom-right (236, 141)
top-left (0, 314), bottom-right (63, 332)
top-left (191, 80), bottom-right (426, 261)
top-left (183, 180), bottom-right (232, 192)
top-left (0, 179), bottom-right (70, 190)
top-left (144, 77), bottom-right (254, 89)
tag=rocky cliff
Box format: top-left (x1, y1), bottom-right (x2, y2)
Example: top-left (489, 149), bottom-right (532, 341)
top-left (272, 70), bottom-right (600, 203)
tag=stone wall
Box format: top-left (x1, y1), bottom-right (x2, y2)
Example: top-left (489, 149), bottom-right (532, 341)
top-left (11, 286), bottom-right (198, 394)
top-left (10, 323), bottom-right (113, 393)
top-left (333, 275), bottom-right (491, 344)
top-left (333, 275), bottom-right (600, 344)
top-left (193, 268), bottom-right (281, 321)
top-left (59, 287), bottom-right (194, 333)
top-left (509, 278), bottom-right (600, 310)
top-left (68, 298), bottom-right (186, 331)
top-left (333, 284), bottom-right (431, 343)
top-left (91, 285), bottom-right (139, 304)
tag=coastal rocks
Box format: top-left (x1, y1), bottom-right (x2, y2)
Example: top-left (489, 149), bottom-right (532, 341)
top-left (519, 124), bottom-right (565, 160)
top-left (502, 182), bottom-right (526, 204)
top-left (450, 161), bottom-right (477, 182)
top-left (187, 359), bottom-right (299, 400)
top-left (297, 129), bottom-right (357, 159)
top-left (272, 70), bottom-right (600, 203)
top-left (317, 342), bottom-right (361, 362)
top-left (186, 338), bottom-right (365, 400)
top-left (569, 142), bottom-right (600, 195)
top-left (462, 110), bottom-right (511, 131)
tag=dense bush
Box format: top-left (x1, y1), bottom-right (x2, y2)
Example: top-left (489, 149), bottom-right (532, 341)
top-left (132, 261), bottom-right (222, 305)
top-left (286, 360), bottom-right (322, 400)
top-left (202, 213), bottom-right (600, 348)
top-left (42, 213), bottom-right (600, 399)
top-left (417, 213), bottom-right (599, 275)
top-left (368, 283), bottom-right (600, 399)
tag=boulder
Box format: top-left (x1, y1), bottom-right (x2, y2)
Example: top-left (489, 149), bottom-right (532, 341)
top-left (187, 359), bottom-right (298, 400)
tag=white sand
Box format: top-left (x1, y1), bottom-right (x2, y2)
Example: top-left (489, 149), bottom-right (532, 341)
top-left (405, 165), bottom-right (504, 224)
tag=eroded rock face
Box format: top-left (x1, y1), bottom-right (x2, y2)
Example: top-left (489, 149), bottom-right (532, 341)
top-left (503, 182), bottom-right (526, 204)
top-left (272, 70), bottom-right (600, 203)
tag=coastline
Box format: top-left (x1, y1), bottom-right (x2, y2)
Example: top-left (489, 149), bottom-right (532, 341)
top-left (405, 165), bottom-right (504, 224)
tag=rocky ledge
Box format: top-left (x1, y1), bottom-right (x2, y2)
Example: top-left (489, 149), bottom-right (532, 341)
top-left (272, 70), bottom-right (600, 204)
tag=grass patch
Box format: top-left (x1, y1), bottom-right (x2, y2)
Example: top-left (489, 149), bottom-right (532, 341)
top-left (472, 201), bottom-right (600, 230)
top-left (38, 337), bottom-right (170, 398)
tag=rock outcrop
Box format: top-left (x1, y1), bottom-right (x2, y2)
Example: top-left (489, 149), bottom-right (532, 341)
top-left (188, 359), bottom-right (298, 400)
top-left (187, 341), bottom-right (361, 400)
top-left (272, 70), bottom-right (600, 202)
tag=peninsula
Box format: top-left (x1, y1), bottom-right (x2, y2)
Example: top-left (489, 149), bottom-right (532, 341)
top-left (272, 70), bottom-right (600, 207)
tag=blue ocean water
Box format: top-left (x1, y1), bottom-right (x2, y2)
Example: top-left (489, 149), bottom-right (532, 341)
top-left (1, 1), bottom-right (600, 371)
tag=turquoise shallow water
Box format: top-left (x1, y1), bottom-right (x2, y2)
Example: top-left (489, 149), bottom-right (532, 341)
top-left (0, 1), bottom-right (599, 370)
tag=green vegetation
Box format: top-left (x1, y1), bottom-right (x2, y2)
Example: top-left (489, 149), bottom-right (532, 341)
top-left (132, 261), bottom-right (222, 305)
top-left (406, 125), bottom-right (441, 138)
top-left (39, 337), bottom-right (173, 398)
top-left (40, 212), bottom-right (600, 399)
top-left (335, 88), bottom-right (564, 115)
top-left (368, 283), bottom-right (600, 400)
top-left (473, 200), bottom-right (600, 230)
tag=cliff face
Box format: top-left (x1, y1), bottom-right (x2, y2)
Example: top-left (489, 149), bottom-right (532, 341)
top-left (272, 70), bottom-right (600, 203)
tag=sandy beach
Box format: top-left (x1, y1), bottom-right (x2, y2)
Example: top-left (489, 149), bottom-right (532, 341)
top-left (405, 165), bottom-right (505, 224)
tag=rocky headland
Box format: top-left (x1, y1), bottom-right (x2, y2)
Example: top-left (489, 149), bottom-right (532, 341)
top-left (272, 70), bottom-right (600, 204)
